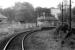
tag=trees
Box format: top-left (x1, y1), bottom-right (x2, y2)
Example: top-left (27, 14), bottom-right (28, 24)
top-left (0, 8), bottom-right (16, 22)
top-left (0, 8), bottom-right (3, 14)
top-left (58, 7), bottom-right (75, 23)
top-left (34, 7), bottom-right (52, 17)
top-left (0, 2), bottom-right (37, 23)
top-left (34, 7), bottom-right (43, 17)
top-left (3, 8), bottom-right (15, 22)
top-left (58, 11), bottom-right (69, 22)
top-left (71, 7), bottom-right (75, 22)
top-left (0, 2), bottom-right (36, 23)
top-left (14, 2), bottom-right (35, 23)
top-left (57, 2), bottom-right (75, 22)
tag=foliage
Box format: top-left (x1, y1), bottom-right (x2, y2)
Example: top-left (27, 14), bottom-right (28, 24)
top-left (0, 2), bottom-right (36, 23)
top-left (3, 8), bottom-right (15, 21)
top-left (58, 8), bottom-right (75, 22)
top-left (13, 2), bottom-right (35, 23)
top-left (58, 10), bottom-right (69, 22)
top-left (72, 7), bottom-right (75, 22)
top-left (34, 7), bottom-right (52, 17)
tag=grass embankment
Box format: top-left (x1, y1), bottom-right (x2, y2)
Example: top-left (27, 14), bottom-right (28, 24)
top-left (24, 27), bottom-right (75, 50)
top-left (24, 28), bottom-right (63, 50)
top-left (0, 23), bottom-right (36, 41)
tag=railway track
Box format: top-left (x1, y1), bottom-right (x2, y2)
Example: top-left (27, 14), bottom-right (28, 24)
top-left (0, 29), bottom-right (30, 50)
top-left (0, 29), bottom-right (40, 50)
top-left (0, 27), bottom-right (55, 50)
top-left (0, 31), bottom-right (21, 50)
top-left (0, 35), bottom-right (14, 50)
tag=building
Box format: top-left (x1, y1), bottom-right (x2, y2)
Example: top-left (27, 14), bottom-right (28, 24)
top-left (36, 8), bottom-right (61, 27)
top-left (0, 14), bottom-right (7, 23)
top-left (37, 16), bottom-right (59, 27)
top-left (51, 8), bottom-right (61, 20)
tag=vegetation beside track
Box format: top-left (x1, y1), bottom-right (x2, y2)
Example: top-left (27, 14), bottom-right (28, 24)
top-left (24, 29), bottom-right (62, 50)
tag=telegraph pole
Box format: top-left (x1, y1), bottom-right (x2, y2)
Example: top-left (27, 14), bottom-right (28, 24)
top-left (62, 2), bottom-right (63, 25)
top-left (68, 0), bottom-right (71, 31)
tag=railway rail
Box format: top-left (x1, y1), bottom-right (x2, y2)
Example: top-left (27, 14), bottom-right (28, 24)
top-left (0, 26), bottom-right (56, 50)
top-left (0, 31), bottom-right (22, 50)
top-left (0, 28), bottom-right (41, 50)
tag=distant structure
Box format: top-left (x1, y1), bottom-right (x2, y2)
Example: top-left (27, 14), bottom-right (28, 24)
top-left (37, 12), bottom-right (59, 27)
top-left (36, 8), bottom-right (61, 27)
top-left (0, 14), bottom-right (7, 23)
top-left (58, 0), bottom-right (69, 11)
top-left (63, 0), bottom-right (69, 9)
top-left (37, 17), bottom-right (58, 26)
top-left (51, 8), bottom-right (61, 20)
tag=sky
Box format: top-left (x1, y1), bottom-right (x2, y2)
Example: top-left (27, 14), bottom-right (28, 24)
top-left (0, 0), bottom-right (75, 9)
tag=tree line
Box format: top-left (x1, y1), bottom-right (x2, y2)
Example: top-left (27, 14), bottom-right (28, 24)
top-left (0, 2), bottom-right (75, 23)
top-left (0, 2), bottom-right (52, 23)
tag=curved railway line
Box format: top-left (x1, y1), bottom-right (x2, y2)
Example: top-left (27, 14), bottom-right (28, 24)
top-left (0, 28), bottom-right (42, 50)
top-left (1, 26), bottom-right (75, 50)
top-left (0, 26), bottom-right (56, 50)
top-left (4, 30), bottom-right (41, 50)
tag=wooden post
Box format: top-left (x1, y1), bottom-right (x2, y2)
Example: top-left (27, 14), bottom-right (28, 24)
top-left (62, 2), bottom-right (63, 25)
top-left (68, 0), bottom-right (71, 31)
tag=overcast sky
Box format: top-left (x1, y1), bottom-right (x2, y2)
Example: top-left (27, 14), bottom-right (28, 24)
top-left (0, 0), bottom-right (75, 8)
